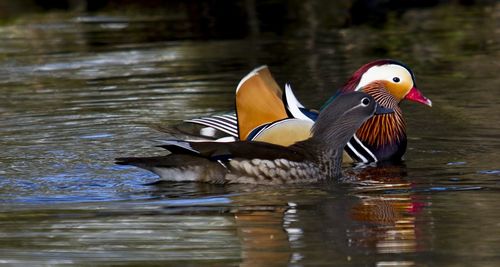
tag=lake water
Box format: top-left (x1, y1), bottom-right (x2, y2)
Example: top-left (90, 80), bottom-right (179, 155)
top-left (0, 2), bottom-right (499, 266)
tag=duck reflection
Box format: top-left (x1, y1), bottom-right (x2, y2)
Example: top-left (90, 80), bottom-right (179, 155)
top-left (230, 164), bottom-right (423, 264)
top-left (344, 164), bottom-right (422, 254)
top-left (314, 164), bottom-right (424, 256)
top-left (148, 163), bottom-right (424, 265)
top-left (226, 187), bottom-right (324, 266)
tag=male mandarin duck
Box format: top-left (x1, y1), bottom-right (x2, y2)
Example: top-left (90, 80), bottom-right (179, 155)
top-left (170, 59), bottom-right (432, 163)
top-left (117, 92), bottom-right (394, 184)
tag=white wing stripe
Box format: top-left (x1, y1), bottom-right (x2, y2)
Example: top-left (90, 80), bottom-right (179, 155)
top-left (352, 134), bottom-right (378, 162)
top-left (285, 84), bottom-right (313, 122)
top-left (198, 117), bottom-right (238, 130)
top-left (185, 119), bottom-right (238, 136)
top-left (346, 141), bottom-right (369, 163)
top-left (187, 117), bottom-right (237, 130)
top-left (212, 115), bottom-right (237, 124)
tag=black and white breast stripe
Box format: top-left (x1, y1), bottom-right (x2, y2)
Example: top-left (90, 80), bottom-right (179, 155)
top-left (345, 134), bottom-right (378, 163)
top-left (184, 114), bottom-right (239, 137)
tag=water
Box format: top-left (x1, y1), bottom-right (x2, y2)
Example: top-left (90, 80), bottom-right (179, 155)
top-left (0, 2), bottom-right (499, 266)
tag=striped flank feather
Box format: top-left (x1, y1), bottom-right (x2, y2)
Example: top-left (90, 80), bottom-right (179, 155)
top-left (184, 113), bottom-right (238, 137)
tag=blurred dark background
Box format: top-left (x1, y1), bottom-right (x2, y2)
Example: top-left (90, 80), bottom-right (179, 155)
top-left (1, 0), bottom-right (497, 40)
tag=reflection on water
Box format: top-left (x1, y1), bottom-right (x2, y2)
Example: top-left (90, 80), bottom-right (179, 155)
top-left (0, 1), bottom-right (499, 266)
top-left (347, 166), bottom-right (420, 255)
top-left (2, 176), bottom-right (428, 265)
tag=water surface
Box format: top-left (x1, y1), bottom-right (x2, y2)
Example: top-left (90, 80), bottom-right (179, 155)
top-left (0, 2), bottom-right (499, 266)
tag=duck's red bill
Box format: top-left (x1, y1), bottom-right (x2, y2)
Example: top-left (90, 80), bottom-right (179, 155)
top-left (405, 86), bottom-right (432, 107)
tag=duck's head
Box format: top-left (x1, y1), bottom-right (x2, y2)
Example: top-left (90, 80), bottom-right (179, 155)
top-left (343, 59), bottom-right (432, 107)
top-left (312, 92), bottom-right (393, 145)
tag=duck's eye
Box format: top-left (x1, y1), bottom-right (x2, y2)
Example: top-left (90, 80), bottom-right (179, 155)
top-left (361, 97), bottom-right (370, 106)
top-left (393, 77), bottom-right (400, 83)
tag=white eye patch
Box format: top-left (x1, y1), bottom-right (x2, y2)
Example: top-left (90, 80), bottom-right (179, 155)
top-left (355, 64), bottom-right (413, 91)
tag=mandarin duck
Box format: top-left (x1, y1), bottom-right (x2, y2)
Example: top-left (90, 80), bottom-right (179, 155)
top-left (168, 60), bottom-right (432, 163)
top-left (117, 92), bottom-right (393, 184)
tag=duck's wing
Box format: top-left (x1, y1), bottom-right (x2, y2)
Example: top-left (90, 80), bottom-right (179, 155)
top-left (235, 66), bottom-right (288, 140)
top-left (115, 139), bottom-right (308, 183)
top-left (173, 82), bottom-right (318, 142)
top-left (180, 113), bottom-right (238, 140)
top-left (157, 140), bottom-right (306, 162)
top-left (117, 139), bottom-right (306, 167)
top-left (154, 65), bottom-right (287, 141)
top-left (240, 84), bottom-right (318, 146)
top-left (249, 118), bottom-right (313, 146)
top-left (283, 84), bottom-right (318, 121)
top-left (151, 113), bottom-right (238, 141)
top-left (154, 67), bottom-right (321, 144)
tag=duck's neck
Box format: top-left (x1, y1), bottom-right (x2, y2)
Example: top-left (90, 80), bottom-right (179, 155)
top-left (356, 111), bottom-right (405, 148)
top-left (358, 87), bottom-right (406, 148)
top-left (293, 139), bottom-right (345, 179)
top-left (294, 124), bottom-right (358, 179)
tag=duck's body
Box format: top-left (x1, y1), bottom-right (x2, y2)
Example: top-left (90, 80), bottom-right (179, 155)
top-left (117, 92), bottom-right (393, 184)
top-left (172, 60), bottom-right (431, 163)
top-left (121, 141), bottom-right (326, 184)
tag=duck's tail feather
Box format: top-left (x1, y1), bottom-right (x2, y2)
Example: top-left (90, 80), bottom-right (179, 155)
top-left (116, 154), bottom-right (227, 183)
